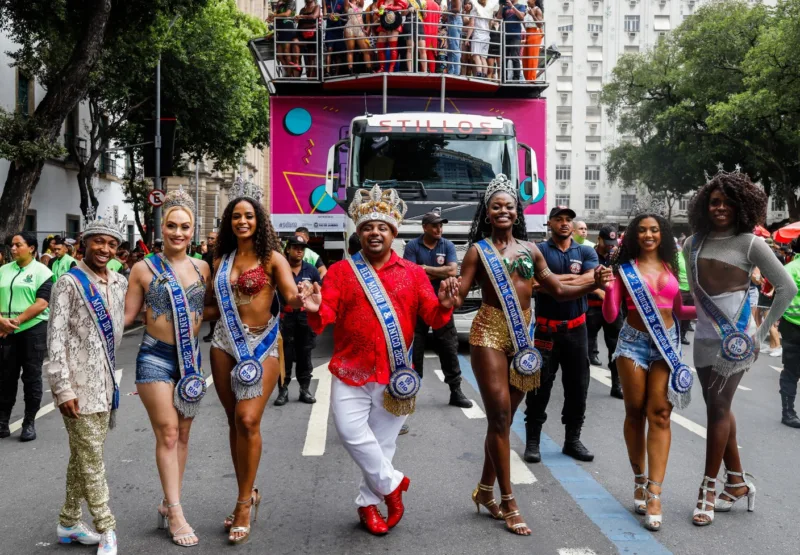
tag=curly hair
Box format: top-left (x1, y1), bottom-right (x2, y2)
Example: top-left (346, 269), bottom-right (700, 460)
top-left (467, 195), bottom-right (528, 247)
top-left (614, 213), bottom-right (679, 276)
top-left (687, 172), bottom-right (766, 237)
top-left (215, 197), bottom-right (282, 263)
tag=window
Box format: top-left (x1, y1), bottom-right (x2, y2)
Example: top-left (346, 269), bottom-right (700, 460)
top-left (17, 72), bottom-right (31, 116)
top-left (24, 210), bottom-right (37, 232)
top-left (772, 197), bottom-right (786, 212)
top-left (555, 165), bottom-right (571, 180)
top-left (624, 15), bottom-right (640, 33)
top-left (585, 165), bottom-right (601, 181)
top-left (587, 23), bottom-right (603, 33)
top-left (555, 194), bottom-right (571, 207)
top-left (66, 215), bottom-right (81, 240)
top-left (624, 45), bottom-right (640, 53)
top-left (585, 195), bottom-right (600, 210)
top-left (621, 194), bottom-right (636, 211)
top-left (678, 197), bottom-right (689, 211)
top-left (558, 24), bottom-right (574, 32)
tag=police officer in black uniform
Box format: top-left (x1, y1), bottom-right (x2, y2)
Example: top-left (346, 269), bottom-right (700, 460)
top-left (586, 225), bottom-right (623, 399)
top-left (524, 206), bottom-right (598, 463)
top-left (276, 235), bottom-right (322, 405)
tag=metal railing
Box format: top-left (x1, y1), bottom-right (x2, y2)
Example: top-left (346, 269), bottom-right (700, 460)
top-left (267, 11), bottom-right (548, 85)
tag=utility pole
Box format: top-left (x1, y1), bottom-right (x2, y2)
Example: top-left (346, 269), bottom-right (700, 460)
top-left (195, 159), bottom-right (200, 240)
top-left (153, 56), bottom-right (163, 241)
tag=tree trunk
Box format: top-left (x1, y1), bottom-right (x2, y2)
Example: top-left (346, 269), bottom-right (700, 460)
top-left (76, 168), bottom-right (100, 222)
top-left (0, 0), bottom-right (112, 241)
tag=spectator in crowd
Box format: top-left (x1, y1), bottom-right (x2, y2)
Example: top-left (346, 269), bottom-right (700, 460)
top-left (437, 24), bottom-right (448, 72)
top-left (50, 237), bottom-right (78, 282)
top-left (522, 0), bottom-right (543, 81)
top-left (408, 0), bottom-right (429, 72)
top-left (676, 238), bottom-right (695, 346)
top-left (444, 0), bottom-right (463, 75)
top-left (271, 0), bottom-right (301, 77)
top-left (460, 0), bottom-right (474, 75)
top-left (294, 227), bottom-right (328, 278)
top-left (374, 0), bottom-right (409, 73)
top-left (203, 231), bottom-right (219, 342)
top-left (0, 243), bottom-right (9, 267)
top-left (574, 220), bottom-right (594, 247)
top-left (778, 237), bottom-right (800, 428)
top-left (496, 0), bottom-right (525, 82)
top-left (347, 232), bottom-right (361, 256)
top-left (324, 0), bottom-right (347, 76)
top-left (470, 0), bottom-right (491, 78)
top-left (487, 18), bottom-right (500, 80)
top-left (343, 0), bottom-right (372, 73)
top-left (152, 239), bottom-right (163, 255)
top-left (276, 236), bottom-right (322, 405)
top-left (297, 0), bottom-right (321, 78)
top-left (423, 0), bottom-right (442, 72)
top-left (0, 231), bottom-right (53, 442)
top-left (40, 235), bottom-right (57, 266)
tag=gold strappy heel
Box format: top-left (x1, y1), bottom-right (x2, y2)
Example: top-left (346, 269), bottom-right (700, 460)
top-left (501, 494), bottom-right (531, 535)
top-left (224, 487), bottom-right (259, 532)
top-left (229, 489), bottom-right (262, 545)
top-left (471, 483), bottom-right (504, 520)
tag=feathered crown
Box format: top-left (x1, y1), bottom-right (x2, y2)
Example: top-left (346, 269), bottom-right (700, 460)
top-left (162, 187), bottom-right (196, 215)
top-left (348, 184), bottom-right (408, 231)
top-left (230, 175), bottom-right (264, 203)
top-left (83, 206), bottom-right (126, 243)
top-left (484, 174), bottom-right (516, 206)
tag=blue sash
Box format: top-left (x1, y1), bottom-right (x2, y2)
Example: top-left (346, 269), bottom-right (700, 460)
top-left (690, 236), bottom-right (755, 373)
top-left (348, 252), bottom-right (419, 416)
top-left (66, 268), bottom-right (120, 423)
top-left (215, 251), bottom-right (280, 401)
top-left (475, 239), bottom-right (541, 392)
top-left (145, 255), bottom-right (206, 417)
top-left (619, 261), bottom-right (692, 408)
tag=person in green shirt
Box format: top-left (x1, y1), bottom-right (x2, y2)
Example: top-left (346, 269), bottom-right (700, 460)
top-left (0, 231), bottom-right (53, 441)
top-left (778, 238), bottom-right (800, 428)
top-left (50, 237), bottom-right (77, 282)
top-left (574, 221), bottom-right (595, 248)
top-left (676, 245), bottom-right (695, 345)
top-left (294, 227), bottom-right (327, 278)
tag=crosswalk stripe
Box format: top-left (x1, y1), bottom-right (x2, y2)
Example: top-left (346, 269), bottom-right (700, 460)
top-left (510, 449), bottom-right (537, 484)
top-left (302, 363), bottom-right (332, 457)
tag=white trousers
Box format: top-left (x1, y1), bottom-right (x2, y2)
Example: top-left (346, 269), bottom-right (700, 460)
top-left (331, 376), bottom-right (407, 507)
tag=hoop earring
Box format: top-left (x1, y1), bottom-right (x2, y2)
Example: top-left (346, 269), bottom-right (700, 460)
top-left (485, 217), bottom-right (491, 224)
top-left (514, 218), bottom-right (520, 225)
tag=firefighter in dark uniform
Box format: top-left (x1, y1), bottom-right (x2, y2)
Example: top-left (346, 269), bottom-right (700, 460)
top-left (524, 206), bottom-right (598, 464)
top-left (275, 235), bottom-right (322, 406)
top-left (586, 225), bottom-right (623, 399)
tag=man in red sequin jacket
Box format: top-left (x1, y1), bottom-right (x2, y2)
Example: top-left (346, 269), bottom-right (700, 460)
top-left (302, 184), bottom-right (460, 535)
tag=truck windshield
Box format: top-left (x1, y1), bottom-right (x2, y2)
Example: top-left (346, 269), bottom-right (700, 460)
top-left (352, 133), bottom-right (518, 190)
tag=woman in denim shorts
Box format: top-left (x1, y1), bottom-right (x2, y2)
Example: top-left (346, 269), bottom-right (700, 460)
top-left (602, 213), bottom-right (696, 532)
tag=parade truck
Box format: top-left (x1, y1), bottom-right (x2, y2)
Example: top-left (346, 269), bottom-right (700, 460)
top-left (250, 14), bottom-right (553, 337)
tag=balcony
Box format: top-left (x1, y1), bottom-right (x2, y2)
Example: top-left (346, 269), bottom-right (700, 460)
top-left (251, 12), bottom-right (554, 97)
top-left (64, 134), bottom-right (87, 164)
top-left (99, 153), bottom-right (118, 177)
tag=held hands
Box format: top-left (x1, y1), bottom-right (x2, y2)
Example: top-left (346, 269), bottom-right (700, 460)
top-left (298, 281), bottom-right (322, 313)
top-left (0, 317), bottom-right (19, 334)
top-left (59, 399), bottom-right (80, 419)
top-left (438, 276), bottom-right (462, 310)
top-left (594, 265), bottom-right (614, 290)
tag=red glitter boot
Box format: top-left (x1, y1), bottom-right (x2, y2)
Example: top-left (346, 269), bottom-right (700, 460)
top-left (384, 476), bottom-right (410, 528)
top-left (358, 505), bottom-right (389, 535)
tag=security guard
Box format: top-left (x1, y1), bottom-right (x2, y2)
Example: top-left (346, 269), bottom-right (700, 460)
top-left (524, 206), bottom-right (598, 463)
top-left (276, 235), bottom-right (322, 405)
top-left (586, 225), bottom-right (623, 399)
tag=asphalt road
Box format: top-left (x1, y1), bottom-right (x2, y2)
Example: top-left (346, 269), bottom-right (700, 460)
top-left (1, 323), bottom-right (798, 555)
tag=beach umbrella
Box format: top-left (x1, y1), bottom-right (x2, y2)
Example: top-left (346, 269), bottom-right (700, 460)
top-left (773, 222), bottom-right (800, 244)
top-left (753, 225), bottom-right (770, 238)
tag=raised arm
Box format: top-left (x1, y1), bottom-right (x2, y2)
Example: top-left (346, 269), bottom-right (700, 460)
top-left (305, 262), bottom-right (344, 334)
top-left (270, 251), bottom-right (303, 309)
top-left (672, 287), bottom-right (696, 321)
top-left (124, 262), bottom-right (147, 328)
top-left (602, 272), bottom-right (623, 323)
top-left (203, 257), bottom-right (221, 322)
top-left (748, 236), bottom-right (797, 343)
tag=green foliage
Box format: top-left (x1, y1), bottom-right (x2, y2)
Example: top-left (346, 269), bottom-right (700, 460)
top-left (602, 0), bottom-right (800, 219)
top-left (0, 108), bottom-right (65, 163)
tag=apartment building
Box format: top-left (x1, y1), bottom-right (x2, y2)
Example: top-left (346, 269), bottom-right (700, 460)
top-left (543, 0), bottom-right (780, 230)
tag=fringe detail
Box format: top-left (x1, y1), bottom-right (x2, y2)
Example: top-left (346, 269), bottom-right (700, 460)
top-left (668, 386), bottom-right (691, 410)
top-left (383, 389), bottom-right (416, 417)
top-left (510, 369), bottom-right (540, 393)
top-left (173, 387), bottom-right (201, 419)
top-left (231, 374), bottom-right (264, 402)
top-left (109, 409), bottom-right (117, 430)
top-left (712, 352), bottom-right (753, 379)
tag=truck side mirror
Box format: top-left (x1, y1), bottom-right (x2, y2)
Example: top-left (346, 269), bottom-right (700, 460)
top-left (326, 139), bottom-right (349, 199)
top-left (518, 142), bottom-right (537, 198)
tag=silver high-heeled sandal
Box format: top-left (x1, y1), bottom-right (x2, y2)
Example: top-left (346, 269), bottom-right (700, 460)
top-left (643, 479), bottom-right (663, 531)
top-left (633, 473), bottom-right (647, 515)
top-left (165, 502), bottom-right (199, 547)
top-left (715, 470), bottom-right (756, 512)
top-left (692, 476), bottom-right (716, 526)
top-left (157, 498), bottom-right (168, 530)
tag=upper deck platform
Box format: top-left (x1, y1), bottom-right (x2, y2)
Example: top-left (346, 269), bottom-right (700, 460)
top-left (250, 11), bottom-right (556, 99)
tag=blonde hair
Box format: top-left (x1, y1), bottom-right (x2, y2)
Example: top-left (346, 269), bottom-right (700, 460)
top-left (163, 205), bottom-right (195, 229)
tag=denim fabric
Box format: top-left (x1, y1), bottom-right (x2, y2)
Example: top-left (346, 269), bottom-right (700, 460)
top-left (447, 16), bottom-right (462, 75)
top-left (612, 321), bottom-right (680, 371)
top-left (587, 306), bottom-right (622, 371)
top-left (135, 332), bottom-right (181, 384)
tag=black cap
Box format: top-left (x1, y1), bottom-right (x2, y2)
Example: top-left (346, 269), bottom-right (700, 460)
top-left (598, 225), bottom-right (618, 242)
top-left (286, 236), bottom-right (308, 248)
top-left (548, 205), bottom-right (577, 219)
top-left (422, 212), bottom-right (448, 226)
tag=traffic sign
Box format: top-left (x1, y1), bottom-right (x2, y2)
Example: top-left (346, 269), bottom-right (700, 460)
top-left (148, 189), bottom-right (166, 207)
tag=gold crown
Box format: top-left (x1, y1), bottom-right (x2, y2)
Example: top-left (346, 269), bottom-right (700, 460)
top-left (348, 184), bottom-right (408, 231)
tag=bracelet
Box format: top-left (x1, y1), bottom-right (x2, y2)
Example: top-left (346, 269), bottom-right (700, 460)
top-left (535, 267), bottom-right (552, 280)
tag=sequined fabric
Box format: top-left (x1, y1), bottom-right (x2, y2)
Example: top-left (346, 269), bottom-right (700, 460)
top-left (469, 304), bottom-right (532, 356)
top-left (307, 253), bottom-right (452, 386)
top-left (60, 412), bottom-right (115, 533)
top-left (144, 261), bottom-right (206, 324)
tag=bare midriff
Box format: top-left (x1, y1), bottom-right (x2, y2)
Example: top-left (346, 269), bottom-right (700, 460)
top-left (696, 259), bottom-right (750, 296)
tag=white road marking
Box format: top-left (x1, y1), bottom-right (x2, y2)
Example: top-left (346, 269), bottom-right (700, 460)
top-left (461, 401), bottom-right (486, 420)
top-left (434, 369), bottom-right (445, 382)
top-left (510, 449), bottom-right (537, 484)
top-left (10, 369), bottom-right (124, 434)
top-left (302, 363), bottom-right (332, 456)
top-left (770, 365), bottom-right (783, 373)
top-left (590, 366), bottom-right (709, 440)
top-left (424, 353), bottom-right (438, 359)
top-left (558, 549), bottom-right (597, 555)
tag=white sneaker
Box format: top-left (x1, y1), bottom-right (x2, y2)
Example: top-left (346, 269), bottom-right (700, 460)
top-left (761, 346), bottom-right (773, 355)
top-left (97, 530), bottom-right (117, 555)
top-left (770, 348), bottom-right (783, 358)
top-left (57, 522), bottom-right (101, 545)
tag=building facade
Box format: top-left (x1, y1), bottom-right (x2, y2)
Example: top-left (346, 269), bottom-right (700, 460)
top-left (543, 0), bottom-right (779, 231)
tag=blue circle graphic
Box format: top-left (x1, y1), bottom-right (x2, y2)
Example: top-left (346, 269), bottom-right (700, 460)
top-left (520, 178), bottom-right (546, 204)
top-left (310, 185), bottom-right (337, 213)
top-left (284, 108), bottom-right (312, 136)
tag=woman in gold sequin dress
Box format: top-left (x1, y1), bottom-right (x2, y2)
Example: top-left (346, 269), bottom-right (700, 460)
top-left (452, 175), bottom-right (609, 536)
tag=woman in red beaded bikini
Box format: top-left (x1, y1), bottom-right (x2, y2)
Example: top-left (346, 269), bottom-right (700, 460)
top-left (205, 186), bottom-right (306, 544)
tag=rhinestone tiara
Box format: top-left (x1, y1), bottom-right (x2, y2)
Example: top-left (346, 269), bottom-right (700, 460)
top-left (484, 174), bottom-right (517, 206)
top-left (162, 186), bottom-right (196, 215)
top-left (230, 175), bottom-right (264, 203)
top-left (83, 207), bottom-right (126, 243)
top-left (348, 184), bottom-right (408, 232)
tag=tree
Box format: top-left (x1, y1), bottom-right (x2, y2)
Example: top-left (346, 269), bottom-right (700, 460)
top-left (0, 0), bottom-right (207, 240)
